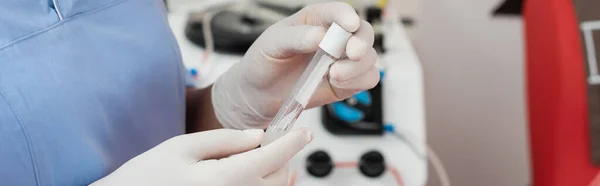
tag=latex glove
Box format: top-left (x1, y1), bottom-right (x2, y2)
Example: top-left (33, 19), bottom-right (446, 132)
top-left (90, 129), bottom-right (312, 186)
top-left (213, 2), bottom-right (379, 129)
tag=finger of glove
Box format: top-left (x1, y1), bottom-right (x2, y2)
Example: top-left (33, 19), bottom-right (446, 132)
top-left (346, 20), bottom-right (375, 61)
top-left (261, 25), bottom-right (326, 59)
top-left (261, 163), bottom-right (290, 185)
top-left (329, 47), bottom-right (378, 84)
top-left (171, 129), bottom-right (263, 160)
top-left (290, 2), bottom-right (360, 32)
top-left (331, 65), bottom-right (380, 91)
top-left (305, 80), bottom-right (344, 109)
top-left (307, 67), bottom-right (380, 108)
top-left (222, 128), bottom-right (312, 177)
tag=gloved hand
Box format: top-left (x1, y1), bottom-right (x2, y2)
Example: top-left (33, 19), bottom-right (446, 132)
top-left (213, 2), bottom-right (379, 129)
top-left (90, 129), bottom-right (312, 186)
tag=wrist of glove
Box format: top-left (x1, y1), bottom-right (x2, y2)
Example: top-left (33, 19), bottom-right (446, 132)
top-left (212, 66), bottom-right (275, 130)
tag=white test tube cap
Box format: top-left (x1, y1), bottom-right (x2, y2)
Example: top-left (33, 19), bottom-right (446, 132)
top-left (318, 23), bottom-right (353, 59)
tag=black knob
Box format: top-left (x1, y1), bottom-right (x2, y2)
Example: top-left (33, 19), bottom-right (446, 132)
top-left (306, 150), bottom-right (334, 178)
top-left (359, 150), bottom-right (386, 178)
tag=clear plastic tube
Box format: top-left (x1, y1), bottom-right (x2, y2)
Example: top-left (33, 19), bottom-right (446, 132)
top-left (261, 49), bottom-right (338, 145)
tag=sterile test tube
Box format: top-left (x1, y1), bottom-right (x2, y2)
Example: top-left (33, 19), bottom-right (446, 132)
top-left (261, 23), bottom-right (353, 146)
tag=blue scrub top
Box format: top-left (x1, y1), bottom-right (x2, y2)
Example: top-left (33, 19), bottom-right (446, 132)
top-left (0, 0), bottom-right (192, 185)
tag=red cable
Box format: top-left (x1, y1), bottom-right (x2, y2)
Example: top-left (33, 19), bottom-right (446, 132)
top-left (388, 166), bottom-right (404, 186)
top-left (335, 162), bottom-right (358, 168)
top-left (201, 51), bottom-right (210, 64)
top-left (288, 169), bottom-right (298, 186)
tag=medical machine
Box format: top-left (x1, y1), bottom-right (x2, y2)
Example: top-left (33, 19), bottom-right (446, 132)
top-left (168, 1), bottom-right (433, 185)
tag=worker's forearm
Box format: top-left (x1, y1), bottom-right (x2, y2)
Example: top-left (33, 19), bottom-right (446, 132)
top-left (185, 85), bottom-right (223, 133)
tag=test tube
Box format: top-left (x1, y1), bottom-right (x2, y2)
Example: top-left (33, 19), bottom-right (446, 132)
top-left (261, 23), bottom-right (353, 146)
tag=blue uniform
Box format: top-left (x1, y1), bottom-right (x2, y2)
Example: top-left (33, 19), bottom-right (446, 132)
top-left (0, 0), bottom-right (190, 185)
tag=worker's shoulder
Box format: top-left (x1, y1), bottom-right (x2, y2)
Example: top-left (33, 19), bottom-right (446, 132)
top-left (0, 0), bottom-right (163, 50)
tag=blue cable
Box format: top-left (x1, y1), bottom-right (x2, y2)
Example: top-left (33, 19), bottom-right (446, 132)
top-left (384, 123), bottom-right (425, 159)
top-left (383, 124), bottom-right (395, 133)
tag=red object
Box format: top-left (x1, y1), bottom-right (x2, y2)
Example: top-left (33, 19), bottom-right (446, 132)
top-left (524, 0), bottom-right (599, 185)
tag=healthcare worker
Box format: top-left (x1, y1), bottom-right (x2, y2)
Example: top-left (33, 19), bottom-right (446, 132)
top-left (0, 0), bottom-right (379, 185)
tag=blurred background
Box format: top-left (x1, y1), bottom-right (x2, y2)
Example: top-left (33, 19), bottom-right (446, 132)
top-left (163, 0), bottom-right (600, 185)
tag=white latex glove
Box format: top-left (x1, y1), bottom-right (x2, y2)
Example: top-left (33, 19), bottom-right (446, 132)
top-left (213, 2), bottom-right (379, 129)
top-left (90, 129), bottom-right (312, 186)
